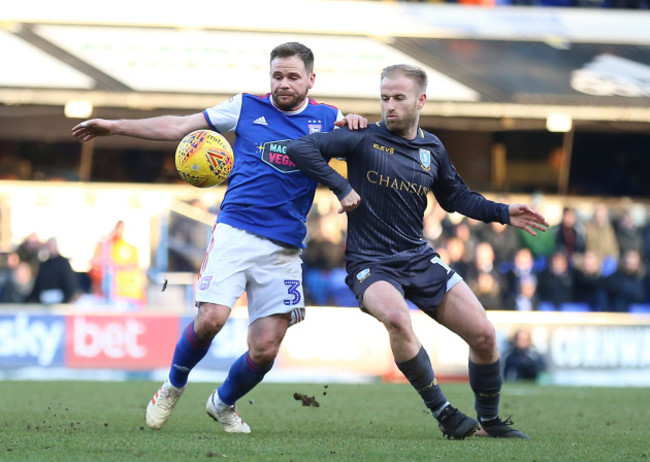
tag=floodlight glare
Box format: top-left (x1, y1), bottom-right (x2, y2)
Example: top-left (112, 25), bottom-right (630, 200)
top-left (64, 100), bottom-right (93, 119)
top-left (546, 113), bottom-right (573, 132)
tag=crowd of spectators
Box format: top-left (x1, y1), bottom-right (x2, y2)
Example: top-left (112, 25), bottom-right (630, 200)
top-left (0, 233), bottom-right (82, 304)
top-left (0, 221), bottom-right (147, 309)
top-left (301, 196), bottom-right (650, 313)
top-left (2, 194), bottom-right (649, 313)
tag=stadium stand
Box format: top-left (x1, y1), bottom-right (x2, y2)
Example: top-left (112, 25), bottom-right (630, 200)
top-left (1, 1), bottom-right (649, 312)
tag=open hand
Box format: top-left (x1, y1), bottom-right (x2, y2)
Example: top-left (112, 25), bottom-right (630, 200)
top-left (71, 119), bottom-right (113, 141)
top-left (508, 204), bottom-right (549, 236)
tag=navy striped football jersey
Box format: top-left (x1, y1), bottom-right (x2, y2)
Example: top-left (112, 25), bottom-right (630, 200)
top-left (287, 121), bottom-right (509, 261)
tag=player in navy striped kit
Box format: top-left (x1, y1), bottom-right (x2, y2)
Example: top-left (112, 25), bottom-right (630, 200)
top-left (287, 64), bottom-right (548, 439)
top-left (72, 42), bottom-right (366, 434)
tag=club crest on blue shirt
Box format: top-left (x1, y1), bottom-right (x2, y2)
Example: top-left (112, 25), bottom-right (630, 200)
top-left (419, 149), bottom-right (431, 171)
top-left (356, 268), bottom-right (370, 283)
top-left (308, 124), bottom-right (322, 134)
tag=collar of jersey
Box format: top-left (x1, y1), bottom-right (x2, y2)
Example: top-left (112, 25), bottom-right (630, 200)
top-left (269, 95), bottom-right (309, 116)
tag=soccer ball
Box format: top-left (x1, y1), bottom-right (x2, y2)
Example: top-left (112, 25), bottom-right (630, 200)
top-left (175, 129), bottom-right (234, 188)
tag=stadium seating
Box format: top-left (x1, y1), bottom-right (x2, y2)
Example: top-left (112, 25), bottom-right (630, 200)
top-left (537, 301), bottom-right (557, 312)
top-left (559, 303), bottom-right (592, 312)
top-left (328, 268), bottom-right (358, 307)
top-left (629, 303), bottom-right (650, 314)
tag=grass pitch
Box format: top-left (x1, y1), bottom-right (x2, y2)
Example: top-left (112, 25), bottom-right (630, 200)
top-left (0, 380), bottom-right (648, 461)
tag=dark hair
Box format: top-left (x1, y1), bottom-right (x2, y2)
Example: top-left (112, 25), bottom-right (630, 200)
top-left (270, 42), bottom-right (314, 74)
top-left (381, 64), bottom-right (427, 93)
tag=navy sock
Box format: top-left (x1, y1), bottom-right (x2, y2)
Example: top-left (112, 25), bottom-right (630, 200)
top-left (168, 322), bottom-right (212, 388)
top-left (468, 359), bottom-right (502, 421)
top-left (217, 352), bottom-right (272, 406)
top-left (396, 347), bottom-right (448, 415)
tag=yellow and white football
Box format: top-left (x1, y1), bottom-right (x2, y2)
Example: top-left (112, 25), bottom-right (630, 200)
top-left (174, 129), bottom-right (234, 188)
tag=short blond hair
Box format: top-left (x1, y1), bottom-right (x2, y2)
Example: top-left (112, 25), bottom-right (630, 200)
top-left (381, 64), bottom-right (427, 93)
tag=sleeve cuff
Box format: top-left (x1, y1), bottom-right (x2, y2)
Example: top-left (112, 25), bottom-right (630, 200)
top-left (335, 184), bottom-right (353, 200)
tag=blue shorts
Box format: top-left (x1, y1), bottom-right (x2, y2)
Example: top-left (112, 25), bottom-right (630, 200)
top-left (345, 248), bottom-right (462, 317)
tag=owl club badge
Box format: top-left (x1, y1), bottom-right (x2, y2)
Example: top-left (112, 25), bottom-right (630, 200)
top-left (419, 149), bottom-right (431, 171)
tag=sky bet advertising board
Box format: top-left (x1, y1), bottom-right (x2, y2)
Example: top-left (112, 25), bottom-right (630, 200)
top-left (2, 309), bottom-right (650, 386)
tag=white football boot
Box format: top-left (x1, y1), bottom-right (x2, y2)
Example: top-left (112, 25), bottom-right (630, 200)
top-left (145, 379), bottom-right (185, 430)
top-left (206, 390), bottom-right (251, 433)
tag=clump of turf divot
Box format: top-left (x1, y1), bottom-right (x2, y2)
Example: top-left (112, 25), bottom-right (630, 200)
top-left (293, 392), bottom-right (320, 407)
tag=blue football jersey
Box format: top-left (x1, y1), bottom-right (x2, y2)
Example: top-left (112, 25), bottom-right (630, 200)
top-left (203, 93), bottom-right (342, 248)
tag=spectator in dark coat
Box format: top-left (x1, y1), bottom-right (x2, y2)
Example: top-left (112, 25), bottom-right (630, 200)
top-left (16, 232), bottom-right (42, 275)
top-left (0, 260), bottom-right (34, 303)
top-left (465, 242), bottom-right (505, 310)
top-left (554, 207), bottom-right (586, 265)
top-left (615, 210), bottom-right (644, 257)
top-left (537, 251), bottom-right (574, 309)
top-left (573, 251), bottom-right (608, 311)
top-left (604, 249), bottom-right (647, 312)
top-left (503, 328), bottom-right (546, 381)
top-left (28, 238), bottom-right (80, 304)
top-left (502, 247), bottom-right (538, 310)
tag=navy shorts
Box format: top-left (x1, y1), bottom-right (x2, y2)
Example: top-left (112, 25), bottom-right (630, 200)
top-left (345, 249), bottom-right (463, 317)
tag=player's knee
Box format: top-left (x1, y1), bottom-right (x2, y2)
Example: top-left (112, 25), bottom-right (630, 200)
top-left (249, 341), bottom-right (280, 367)
top-left (196, 303), bottom-right (228, 337)
top-left (470, 325), bottom-right (497, 355)
top-left (382, 309), bottom-right (412, 336)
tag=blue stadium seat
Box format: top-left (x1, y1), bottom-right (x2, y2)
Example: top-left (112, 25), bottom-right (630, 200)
top-left (533, 256), bottom-right (547, 272)
top-left (601, 257), bottom-right (618, 277)
top-left (629, 304), bottom-right (650, 314)
top-left (559, 303), bottom-right (591, 312)
top-left (304, 269), bottom-right (330, 306)
top-left (328, 268), bottom-right (358, 307)
top-left (537, 301), bottom-right (556, 311)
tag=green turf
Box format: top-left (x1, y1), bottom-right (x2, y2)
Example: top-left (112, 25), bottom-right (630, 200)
top-left (0, 380), bottom-right (648, 461)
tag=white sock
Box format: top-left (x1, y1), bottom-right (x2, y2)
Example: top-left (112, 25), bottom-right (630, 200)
top-left (214, 395), bottom-right (231, 411)
top-left (432, 401), bottom-right (451, 418)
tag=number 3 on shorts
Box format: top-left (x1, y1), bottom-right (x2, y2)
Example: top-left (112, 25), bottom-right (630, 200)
top-left (284, 280), bottom-right (302, 306)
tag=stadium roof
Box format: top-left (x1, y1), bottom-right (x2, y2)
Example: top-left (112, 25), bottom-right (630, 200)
top-left (1, 0), bottom-right (650, 143)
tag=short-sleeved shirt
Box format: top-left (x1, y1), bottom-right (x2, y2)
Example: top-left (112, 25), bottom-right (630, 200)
top-left (203, 93), bottom-right (343, 248)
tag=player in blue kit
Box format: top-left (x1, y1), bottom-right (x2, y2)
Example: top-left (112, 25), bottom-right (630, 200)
top-left (287, 64), bottom-right (548, 439)
top-left (72, 42), bottom-right (366, 433)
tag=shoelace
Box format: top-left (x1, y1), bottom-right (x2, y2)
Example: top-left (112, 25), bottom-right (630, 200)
top-left (484, 415), bottom-right (515, 428)
top-left (157, 387), bottom-right (181, 410)
top-left (219, 406), bottom-right (243, 425)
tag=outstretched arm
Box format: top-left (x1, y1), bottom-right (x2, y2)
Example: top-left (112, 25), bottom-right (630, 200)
top-left (71, 112), bottom-right (208, 142)
top-left (508, 204), bottom-right (549, 236)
